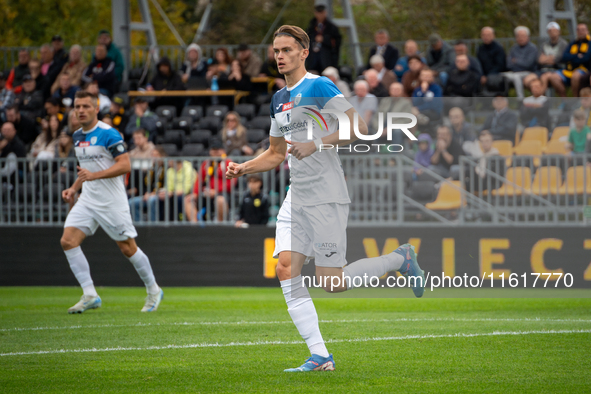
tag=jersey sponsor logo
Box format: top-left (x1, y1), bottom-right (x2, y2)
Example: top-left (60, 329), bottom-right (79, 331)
top-left (79, 141), bottom-right (90, 147)
top-left (90, 136), bottom-right (98, 145)
top-left (282, 101), bottom-right (294, 111)
top-left (294, 93), bottom-right (302, 105)
top-left (77, 154), bottom-right (103, 161)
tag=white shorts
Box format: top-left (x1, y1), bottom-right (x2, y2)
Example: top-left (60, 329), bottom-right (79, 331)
top-left (273, 194), bottom-right (349, 268)
top-left (64, 201), bottom-right (138, 241)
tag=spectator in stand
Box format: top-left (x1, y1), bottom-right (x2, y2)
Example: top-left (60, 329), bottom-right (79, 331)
top-left (235, 174), bottom-right (270, 227)
top-left (39, 44), bottom-right (62, 93)
top-left (5, 104), bottom-right (38, 145)
top-left (6, 49), bottom-right (30, 93)
top-left (394, 40), bottom-right (426, 79)
top-left (451, 40), bottom-right (483, 78)
top-left (15, 74), bottom-right (44, 117)
top-left (108, 95), bottom-right (129, 133)
top-left (429, 124), bottom-right (463, 178)
top-left (412, 69), bottom-right (443, 121)
top-left (364, 68), bottom-right (388, 97)
top-left (53, 73), bottom-right (80, 104)
top-left (445, 54), bottom-right (480, 99)
top-left (476, 27), bottom-right (507, 87)
top-left (180, 43), bottom-right (207, 84)
top-left (426, 34), bottom-right (455, 86)
top-left (220, 111), bottom-right (253, 156)
top-left (567, 109), bottom-right (591, 153)
top-left (520, 78), bottom-right (550, 128)
top-left (125, 97), bottom-right (158, 142)
top-left (462, 130), bottom-right (502, 192)
top-left (128, 146), bottom-right (166, 222)
top-left (534, 22), bottom-right (568, 75)
top-left (349, 80), bottom-right (378, 125)
top-left (401, 55), bottom-right (424, 97)
top-left (146, 56), bottom-right (185, 110)
top-left (27, 59), bottom-right (48, 99)
top-left (160, 156), bottom-right (197, 222)
top-left (50, 45), bottom-right (86, 95)
top-left (481, 95), bottom-right (518, 141)
top-left (321, 66), bottom-right (351, 97)
top-left (0, 122), bottom-right (26, 158)
top-left (503, 26), bottom-right (538, 99)
top-left (30, 113), bottom-right (60, 164)
top-left (413, 133), bottom-right (434, 177)
top-left (44, 97), bottom-right (65, 124)
top-left (83, 44), bottom-right (117, 97)
top-left (371, 82), bottom-right (413, 146)
top-left (51, 35), bottom-right (69, 72)
top-left (541, 23), bottom-right (590, 97)
top-left (448, 107), bottom-right (476, 147)
top-left (129, 129), bottom-right (156, 176)
top-left (569, 88), bottom-right (591, 128)
top-left (259, 44), bottom-right (286, 91)
top-left (54, 128), bottom-right (76, 177)
top-left (219, 60), bottom-right (253, 92)
top-left (184, 138), bottom-right (236, 222)
top-left (237, 43), bottom-right (263, 79)
top-left (368, 54), bottom-right (397, 92)
top-left (0, 72), bottom-right (16, 112)
top-left (85, 81), bottom-right (111, 114)
top-left (367, 29), bottom-right (399, 71)
top-left (306, 3), bottom-right (342, 73)
top-left (97, 29), bottom-right (125, 83)
top-left (207, 48), bottom-right (232, 80)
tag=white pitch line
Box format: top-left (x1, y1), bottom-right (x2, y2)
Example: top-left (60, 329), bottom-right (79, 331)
top-left (1, 329), bottom-right (590, 357)
top-left (2, 317), bottom-right (591, 333)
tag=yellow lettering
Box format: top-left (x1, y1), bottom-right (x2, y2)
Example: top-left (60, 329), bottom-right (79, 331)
top-left (263, 238), bottom-right (278, 278)
top-left (442, 238), bottom-right (455, 277)
top-left (479, 239), bottom-right (510, 279)
top-left (583, 240), bottom-right (591, 281)
top-left (530, 239), bottom-right (564, 279)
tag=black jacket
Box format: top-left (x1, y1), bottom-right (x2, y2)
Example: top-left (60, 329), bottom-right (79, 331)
top-left (476, 41), bottom-right (507, 76)
top-left (16, 90), bottom-right (44, 117)
top-left (83, 57), bottom-right (117, 96)
top-left (238, 191), bottom-right (270, 225)
top-left (150, 58), bottom-right (185, 91)
top-left (445, 69), bottom-right (480, 97)
top-left (367, 44), bottom-right (399, 70)
top-left (482, 109), bottom-right (518, 141)
top-left (13, 113), bottom-right (38, 145)
top-left (306, 17), bottom-right (342, 71)
top-left (0, 136), bottom-right (26, 158)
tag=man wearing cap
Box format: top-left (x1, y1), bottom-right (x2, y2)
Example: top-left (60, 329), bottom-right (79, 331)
top-left (125, 97), bottom-right (158, 142)
top-left (426, 33), bottom-right (455, 85)
top-left (237, 43), bottom-right (263, 79)
top-left (235, 174), bottom-right (270, 227)
top-left (0, 72), bottom-right (15, 112)
top-left (306, 3), bottom-right (342, 73)
top-left (97, 29), bottom-right (125, 83)
top-left (181, 43), bottom-right (207, 83)
top-left (542, 23), bottom-right (590, 97)
top-left (15, 74), bottom-right (44, 117)
top-left (51, 35), bottom-right (69, 72)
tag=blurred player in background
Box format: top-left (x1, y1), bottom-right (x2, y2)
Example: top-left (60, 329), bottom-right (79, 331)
top-left (226, 25), bottom-right (425, 372)
top-left (60, 91), bottom-right (163, 314)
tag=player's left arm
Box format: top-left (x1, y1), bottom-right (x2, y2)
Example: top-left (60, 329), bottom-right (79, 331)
top-left (77, 153), bottom-right (131, 182)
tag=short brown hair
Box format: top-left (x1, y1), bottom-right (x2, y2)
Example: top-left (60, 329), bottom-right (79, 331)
top-left (480, 129), bottom-right (493, 139)
top-left (74, 90), bottom-right (98, 107)
top-left (580, 87), bottom-right (591, 97)
top-left (274, 25), bottom-right (310, 50)
top-left (573, 109), bottom-right (586, 120)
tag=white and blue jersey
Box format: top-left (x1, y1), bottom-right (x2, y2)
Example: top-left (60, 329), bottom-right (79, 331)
top-left (72, 121), bottom-right (129, 211)
top-left (269, 72), bottom-right (352, 206)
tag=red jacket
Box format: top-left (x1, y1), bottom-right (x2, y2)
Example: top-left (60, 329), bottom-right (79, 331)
top-left (193, 159), bottom-right (236, 196)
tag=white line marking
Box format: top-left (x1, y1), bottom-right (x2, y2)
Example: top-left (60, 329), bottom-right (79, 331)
top-left (1, 329), bottom-right (589, 357)
top-left (2, 317), bottom-right (591, 333)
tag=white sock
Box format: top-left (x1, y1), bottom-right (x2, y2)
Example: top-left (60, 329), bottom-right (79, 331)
top-left (128, 248), bottom-right (159, 294)
top-left (281, 275), bottom-right (329, 358)
top-left (64, 247), bottom-right (98, 297)
top-left (342, 253), bottom-right (404, 290)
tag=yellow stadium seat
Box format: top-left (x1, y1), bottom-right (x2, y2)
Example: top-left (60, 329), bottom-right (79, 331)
top-left (425, 181), bottom-right (465, 210)
top-left (558, 166), bottom-right (591, 195)
top-left (521, 127), bottom-right (548, 148)
top-left (513, 140), bottom-right (542, 167)
top-left (529, 166), bottom-right (562, 195)
top-left (544, 140), bottom-right (568, 155)
top-left (492, 140), bottom-right (514, 166)
top-left (550, 126), bottom-right (570, 142)
top-left (492, 167), bottom-right (532, 196)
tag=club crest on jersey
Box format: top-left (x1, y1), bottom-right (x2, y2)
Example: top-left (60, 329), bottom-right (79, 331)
top-left (90, 136), bottom-right (98, 145)
top-left (294, 93), bottom-right (302, 105)
top-left (79, 141), bottom-right (90, 147)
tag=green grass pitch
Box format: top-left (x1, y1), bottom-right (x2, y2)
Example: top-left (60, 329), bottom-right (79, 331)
top-left (1, 287), bottom-right (590, 393)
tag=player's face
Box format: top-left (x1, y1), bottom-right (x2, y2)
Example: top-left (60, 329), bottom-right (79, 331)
top-left (273, 36), bottom-right (308, 76)
top-left (74, 97), bottom-right (99, 126)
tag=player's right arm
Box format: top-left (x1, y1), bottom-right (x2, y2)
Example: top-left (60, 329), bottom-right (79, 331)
top-left (226, 136), bottom-right (286, 179)
top-left (62, 177), bottom-right (84, 203)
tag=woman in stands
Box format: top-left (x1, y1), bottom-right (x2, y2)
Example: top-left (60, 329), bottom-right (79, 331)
top-left (30, 113), bottom-right (61, 168)
top-left (220, 111), bottom-right (253, 156)
top-left (207, 47), bottom-right (233, 80)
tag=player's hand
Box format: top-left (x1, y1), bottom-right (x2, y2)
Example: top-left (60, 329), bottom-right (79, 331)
top-left (226, 161), bottom-right (246, 179)
top-left (285, 139), bottom-right (316, 160)
top-left (77, 166), bottom-right (96, 182)
top-left (62, 188), bottom-right (76, 203)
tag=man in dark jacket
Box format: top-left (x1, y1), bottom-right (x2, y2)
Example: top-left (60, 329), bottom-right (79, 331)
top-left (502, 26), bottom-right (538, 99)
top-left (51, 35), bottom-right (69, 73)
top-left (481, 95), bottom-right (518, 141)
top-left (476, 27), bottom-right (507, 86)
top-left (82, 44), bottom-right (117, 97)
top-left (97, 30), bottom-right (125, 83)
top-left (147, 57), bottom-right (185, 110)
top-left (426, 33), bottom-right (455, 85)
top-left (15, 75), bottom-right (44, 118)
top-left (5, 104), bottom-right (38, 145)
top-left (445, 55), bottom-right (480, 97)
top-left (366, 29), bottom-right (399, 71)
top-left (235, 175), bottom-right (270, 227)
top-left (6, 49), bottom-right (30, 93)
top-left (306, 4), bottom-right (342, 73)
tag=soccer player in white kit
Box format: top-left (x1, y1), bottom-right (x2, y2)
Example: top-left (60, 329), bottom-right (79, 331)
top-left (60, 91), bottom-right (163, 314)
top-left (226, 26), bottom-right (425, 372)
